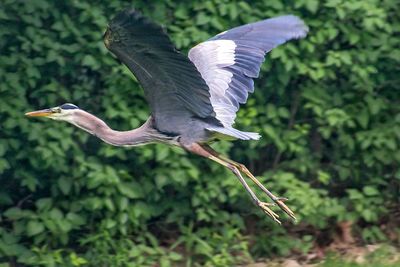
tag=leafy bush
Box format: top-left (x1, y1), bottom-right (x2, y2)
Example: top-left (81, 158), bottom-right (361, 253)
top-left (0, 0), bottom-right (399, 266)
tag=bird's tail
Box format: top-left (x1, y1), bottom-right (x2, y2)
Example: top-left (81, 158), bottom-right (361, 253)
top-left (206, 126), bottom-right (261, 140)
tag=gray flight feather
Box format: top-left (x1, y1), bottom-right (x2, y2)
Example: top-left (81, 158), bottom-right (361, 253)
top-left (189, 15), bottom-right (308, 139)
top-left (104, 9), bottom-right (219, 134)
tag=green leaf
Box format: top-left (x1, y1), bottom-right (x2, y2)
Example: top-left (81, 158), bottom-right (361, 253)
top-left (363, 186), bottom-right (379, 196)
top-left (4, 208), bottom-right (23, 220)
top-left (26, 221), bottom-right (44, 236)
top-left (81, 55), bottom-right (99, 69)
top-left (196, 12), bottom-right (210, 25)
top-left (305, 0), bottom-right (319, 13)
top-left (117, 182), bottom-right (143, 199)
top-left (58, 177), bottom-right (72, 195)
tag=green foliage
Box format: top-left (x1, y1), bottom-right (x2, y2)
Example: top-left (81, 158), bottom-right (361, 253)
top-left (0, 0), bottom-right (399, 266)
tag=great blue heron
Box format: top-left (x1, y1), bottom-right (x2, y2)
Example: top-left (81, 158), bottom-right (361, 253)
top-left (26, 8), bottom-right (308, 224)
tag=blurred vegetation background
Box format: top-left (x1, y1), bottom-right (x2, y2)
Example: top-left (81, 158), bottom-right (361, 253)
top-left (1, 0), bottom-right (399, 266)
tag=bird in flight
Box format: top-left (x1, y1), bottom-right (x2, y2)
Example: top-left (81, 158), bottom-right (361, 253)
top-left (26, 9), bottom-right (308, 224)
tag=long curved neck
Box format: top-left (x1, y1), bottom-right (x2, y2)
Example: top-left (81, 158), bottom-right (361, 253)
top-left (70, 110), bottom-right (166, 146)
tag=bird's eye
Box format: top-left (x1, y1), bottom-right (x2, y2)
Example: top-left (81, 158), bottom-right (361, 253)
top-left (51, 108), bottom-right (62, 113)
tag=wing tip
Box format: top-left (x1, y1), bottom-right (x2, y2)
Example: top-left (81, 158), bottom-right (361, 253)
top-left (276, 14), bottom-right (309, 39)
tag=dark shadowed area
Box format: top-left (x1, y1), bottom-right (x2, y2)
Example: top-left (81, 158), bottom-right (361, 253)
top-left (0, 0), bottom-right (399, 266)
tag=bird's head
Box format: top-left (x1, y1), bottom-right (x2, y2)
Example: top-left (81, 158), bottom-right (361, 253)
top-left (25, 103), bottom-right (80, 122)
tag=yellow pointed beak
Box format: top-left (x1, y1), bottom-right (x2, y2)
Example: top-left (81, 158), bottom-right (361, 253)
top-left (25, 109), bottom-right (53, 117)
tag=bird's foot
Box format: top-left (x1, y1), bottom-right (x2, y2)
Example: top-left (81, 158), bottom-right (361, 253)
top-left (234, 164), bottom-right (297, 222)
top-left (257, 201), bottom-right (281, 224)
top-left (272, 197), bottom-right (296, 222)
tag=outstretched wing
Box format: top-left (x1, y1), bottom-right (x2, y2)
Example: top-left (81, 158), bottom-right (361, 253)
top-left (104, 9), bottom-right (216, 133)
top-left (188, 15), bottom-right (308, 127)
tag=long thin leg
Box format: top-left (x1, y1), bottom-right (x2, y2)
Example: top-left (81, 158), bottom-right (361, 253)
top-left (202, 144), bottom-right (296, 221)
top-left (208, 154), bottom-right (281, 223)
top-left (182, 143), bottom-right (281, 223)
